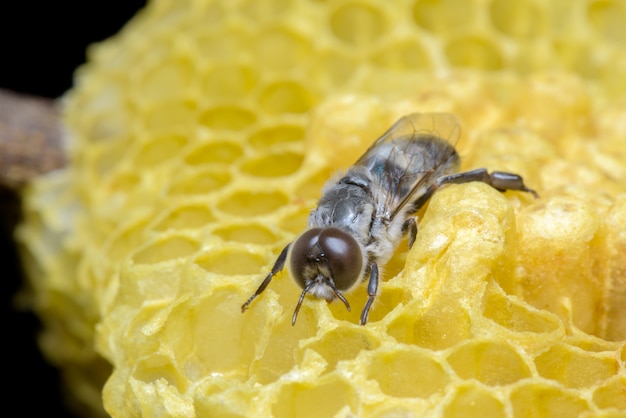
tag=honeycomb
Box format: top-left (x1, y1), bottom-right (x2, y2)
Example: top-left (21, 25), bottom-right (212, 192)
top-left (16, 0), bottom-right (626, 416)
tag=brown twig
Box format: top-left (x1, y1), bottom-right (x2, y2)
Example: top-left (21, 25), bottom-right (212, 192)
top-left (0, 89), bottom-right (66, 189)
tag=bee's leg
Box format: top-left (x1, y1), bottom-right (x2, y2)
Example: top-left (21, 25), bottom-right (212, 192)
top-left (436, 168), bottom-right (539, 198)
top-left (241, 243), bottom-right (291, 313)
top-left (407, 169), bottom-right (537, 215)
top-left (360, 263), bottom-right (379, 325)
top-left (402, 218), bottom-right (418, 249)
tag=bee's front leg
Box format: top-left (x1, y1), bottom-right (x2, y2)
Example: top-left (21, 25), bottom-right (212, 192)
top-left (241, 243), bottom-right (291, 313)
top-left (360, 263), bottom-right (379, 325)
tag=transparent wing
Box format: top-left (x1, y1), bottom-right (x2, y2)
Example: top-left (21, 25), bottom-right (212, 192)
top-left (354, 112), bottom-right (461, 221)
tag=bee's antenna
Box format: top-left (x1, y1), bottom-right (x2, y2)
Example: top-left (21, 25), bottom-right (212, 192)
top-left (329, 282), bottom-right (351, 313)
top-left (292, 281), bottom-right (316, 325)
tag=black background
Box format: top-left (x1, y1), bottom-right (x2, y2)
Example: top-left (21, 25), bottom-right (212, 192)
top-left (1, 2), bottom-right (145, 416)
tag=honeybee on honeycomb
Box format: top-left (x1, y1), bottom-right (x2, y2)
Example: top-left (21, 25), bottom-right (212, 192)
top-left (14, 0), bottom-right (626, 416)
top-left (243, 112), bottom-right (537, 325)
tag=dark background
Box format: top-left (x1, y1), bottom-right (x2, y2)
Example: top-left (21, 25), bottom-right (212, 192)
top-left (1, 2), bottom-right (146, 99)
top-left (1, 2), bottom-right (146, 416)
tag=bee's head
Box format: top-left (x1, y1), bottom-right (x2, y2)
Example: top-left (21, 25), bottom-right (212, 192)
top-left (287, 227), bottom-right (364, 324)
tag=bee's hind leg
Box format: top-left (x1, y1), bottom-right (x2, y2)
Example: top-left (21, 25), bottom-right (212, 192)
top-left (436, 168), bottom-right (539, 198)
top-left (404, 168), bottom-right (538, 226)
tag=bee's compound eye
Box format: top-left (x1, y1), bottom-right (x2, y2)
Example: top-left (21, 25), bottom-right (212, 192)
top-left (289, 228), bottom-right (323, 289)
top-left (289, 227), bottom-right (363, 291)
top-left (319, 227), bottom-right (363, 291)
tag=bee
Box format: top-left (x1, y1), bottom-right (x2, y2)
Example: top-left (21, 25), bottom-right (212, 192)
top-left (241, 113), bottom-right (537, 325)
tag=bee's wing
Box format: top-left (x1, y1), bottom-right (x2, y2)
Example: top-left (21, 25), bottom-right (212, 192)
top-left (355, 112), bottom-right (461, 221)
